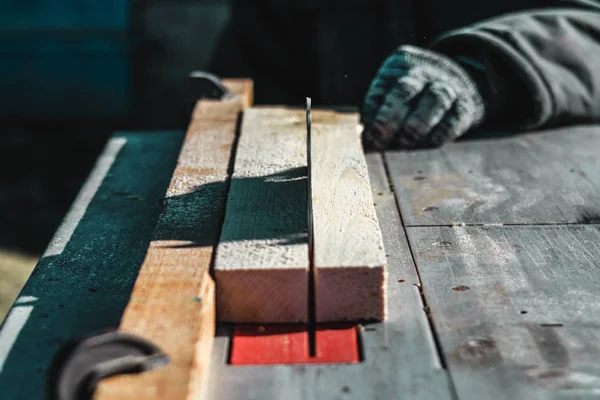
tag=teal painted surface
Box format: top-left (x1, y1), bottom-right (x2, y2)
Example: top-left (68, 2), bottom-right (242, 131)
top-left (0, 35), bottom-right (131, 118)
top-left (0, 0), bottom-right (128, 30)
top-left (0, 1), bottom-right (235, 120)
top-left (0, 131), bottom-right (184, 399)
top-left (0, 0), bottom-right (130, 118)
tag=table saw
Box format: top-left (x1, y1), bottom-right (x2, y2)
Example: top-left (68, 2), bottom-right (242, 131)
top-left (2, 77), bottom-right (600, 400)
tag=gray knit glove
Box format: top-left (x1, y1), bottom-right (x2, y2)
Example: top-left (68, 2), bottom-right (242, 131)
top-left (361, 46), bottom-right (486, 150)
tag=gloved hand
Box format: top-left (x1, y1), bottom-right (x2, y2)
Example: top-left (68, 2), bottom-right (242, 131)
top-left (361, 45), bottom-right (486, 150)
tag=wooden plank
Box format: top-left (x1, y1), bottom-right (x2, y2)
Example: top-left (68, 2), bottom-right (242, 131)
top-left (310, 111), bottom-right (387, 322)
top-left (205, 154), bottom-right (453, 400)
top-left (215, 107), bottom-right (309, 323)
top-left (94, 80), bottom-right (252, 400)
top-left (223, 78), bottom-right (254, 109)
top-left (408, 224), bottom-right (600, 399)
top-left (386, 126), bottom-right (600, 226)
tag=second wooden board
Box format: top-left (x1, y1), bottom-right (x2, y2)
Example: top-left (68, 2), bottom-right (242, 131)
top-left (310, 111), bottom-right (387, 322)
top-left (215, 107), bottom-right (309, 323)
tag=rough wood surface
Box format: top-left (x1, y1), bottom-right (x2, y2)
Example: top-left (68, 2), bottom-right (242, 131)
top-left (408, 224), bottom-right (600, 400)
top-left (386, 126), bottom-right (600, 226)
top-left (215, 107), bottom-right (309, 323)
top-left (223, 78), bottom-right (253, 109)
top-left (95, 81), bottom-right (252, 400)
top-left (310, 111), bottom-right (387, 322)
top-left (205, 153), bottom-right (453, 400)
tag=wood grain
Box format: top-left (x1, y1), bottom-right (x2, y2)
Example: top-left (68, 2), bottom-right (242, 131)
top-left (310, 111), bottom-right (387, 322)
top-left (205, 153), bottom-right (453, 400)
top-left (94, 80), bottom-right (252, 400)
top-left (222, 78), bottom-right (253, 109)
top-left (408, 224), bottom-right (600, 399)
top-left (215, 107), bottom-right (309, 323)
top-left (386, 126), bottom-right (600, 226)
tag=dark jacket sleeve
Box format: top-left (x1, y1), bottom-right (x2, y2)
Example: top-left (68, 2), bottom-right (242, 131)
top-left (430, 0), bottom-right (600, 130)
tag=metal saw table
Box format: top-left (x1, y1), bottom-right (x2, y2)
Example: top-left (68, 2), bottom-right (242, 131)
top-left (2, 121), bottom-right (600, 399)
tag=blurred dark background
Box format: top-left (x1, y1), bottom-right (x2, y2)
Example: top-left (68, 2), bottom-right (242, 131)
top-left (0, 0), bottom-right (232, 318)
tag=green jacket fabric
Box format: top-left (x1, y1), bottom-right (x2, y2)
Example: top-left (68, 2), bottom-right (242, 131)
top-left (210, 0), bottom-right (600, 130)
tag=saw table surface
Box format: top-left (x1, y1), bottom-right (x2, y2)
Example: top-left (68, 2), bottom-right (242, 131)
top-left (2, 124), bottom-right (600, 399)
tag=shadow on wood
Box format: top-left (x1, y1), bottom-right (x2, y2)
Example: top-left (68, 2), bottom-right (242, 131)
top-left (153, 166), bottom-right (308, 248)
